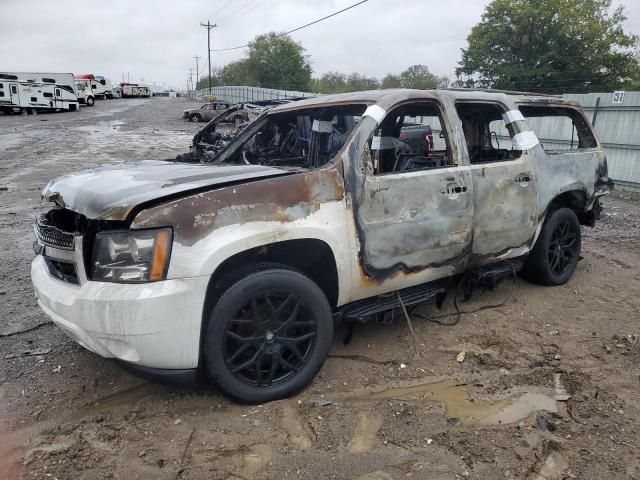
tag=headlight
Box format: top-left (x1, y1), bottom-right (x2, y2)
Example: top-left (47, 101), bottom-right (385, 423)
top-left (91, 228), bottom-right (172, 283)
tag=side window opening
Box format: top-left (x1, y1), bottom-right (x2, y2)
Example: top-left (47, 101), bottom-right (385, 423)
top-left (218, 104), bottom-right (366, 169)
top-left (455, 102), bottom-right (522, 164)
top-left (518, 106), bottom-right (597, 153)
top-left (367, 101), bottom-right (454, 175)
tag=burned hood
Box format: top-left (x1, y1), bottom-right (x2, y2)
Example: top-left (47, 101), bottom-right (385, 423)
top-left (42, 160), bottom-right (290, 220)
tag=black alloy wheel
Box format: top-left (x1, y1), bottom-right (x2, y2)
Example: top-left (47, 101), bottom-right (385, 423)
top-left (522, 207), bottom-right (582, 285)
top-left (223, 291), bottom-right (317, 387)
top-left (204, 265), bottom-right (333, 403)
top-left (547, 220), bottom-right (579, 275)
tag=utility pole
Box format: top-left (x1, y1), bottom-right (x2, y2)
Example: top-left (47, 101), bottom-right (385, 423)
top-left (188, 68), bottom-right (194, 99)
top-left (193, 55), bottom-right (201, 92)
top-left (200, 20), bottom-right (217, 96)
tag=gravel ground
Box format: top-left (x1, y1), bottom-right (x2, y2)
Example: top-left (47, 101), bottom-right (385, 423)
top-left (1, 98), bottom-right (639, 480)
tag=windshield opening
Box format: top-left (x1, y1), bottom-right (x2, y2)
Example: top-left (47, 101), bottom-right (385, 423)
top-left (218, 104), bottom-right (366, 169)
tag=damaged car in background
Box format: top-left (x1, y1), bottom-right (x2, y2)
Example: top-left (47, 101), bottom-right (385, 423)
top-left (31, 89), bottom-right (613, 403)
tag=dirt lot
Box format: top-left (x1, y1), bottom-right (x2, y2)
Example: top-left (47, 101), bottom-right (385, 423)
top-left (1, 98), bottom-right (639, 480)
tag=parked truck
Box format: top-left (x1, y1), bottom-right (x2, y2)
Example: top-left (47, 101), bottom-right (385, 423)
top-left (95, 76), bottom-right (115, 99)
top-left (0, 76), bottom-right (79, 114)
top-left (75, 74), bottom-right (110, 99)
top-left (121, 83), bottom-right (152, 98)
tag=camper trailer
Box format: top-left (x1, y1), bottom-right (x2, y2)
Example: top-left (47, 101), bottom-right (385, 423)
top-left (0, 77), bottom-right (79, 114)
top-left (0, 72), bottom-right (77, 96)
top-left (121, 83), bottom-right (152, 98)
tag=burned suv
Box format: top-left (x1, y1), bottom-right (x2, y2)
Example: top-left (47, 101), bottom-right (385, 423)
top-left (32, 89), bottom-right (612, 403)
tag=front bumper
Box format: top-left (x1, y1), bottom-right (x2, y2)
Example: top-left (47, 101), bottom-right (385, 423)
top-left (31, 255), bottom-right (209, 369)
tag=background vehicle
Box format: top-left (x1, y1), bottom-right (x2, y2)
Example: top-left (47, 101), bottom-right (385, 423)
top-left (121, 83), bottom-right (152, 98)
top-left (0, 71), bottom-right (77, 96)
top-left (31, 89), bottom-right (612, 403)
top-left (75, 74), bottom-right (110, 99)
top-left (95, 76), bottom-right (114, 99)
top-left (0, 77), bottom-right (79, 113)
top-left (74, 81), bottom-right (95, 106)
top-left (183, 101), bottom-right (231, 122)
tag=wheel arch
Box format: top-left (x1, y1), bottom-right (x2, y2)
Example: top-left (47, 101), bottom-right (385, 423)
top-left (546, 188), bottom-right (595, 226)
top-left (198, 238), bottom-right (340, 366)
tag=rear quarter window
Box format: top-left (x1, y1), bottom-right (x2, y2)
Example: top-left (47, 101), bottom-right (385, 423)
top-left (518, 106), bottom-right (597, 153)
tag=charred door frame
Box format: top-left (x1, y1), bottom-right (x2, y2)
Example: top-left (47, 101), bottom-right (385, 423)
top-left (454, 99), bottom-right (539, 259)
top-left (342, 94), bottom-right (475, 299)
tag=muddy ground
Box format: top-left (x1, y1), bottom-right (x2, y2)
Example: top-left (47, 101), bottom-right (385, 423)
top-left (1, 98), bottom-right (639, 480)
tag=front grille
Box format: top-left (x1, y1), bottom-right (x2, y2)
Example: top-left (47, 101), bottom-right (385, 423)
top-left (35, 220), bottom-right (75, 250)
top-left (44, 258), bottom-right (79, 284)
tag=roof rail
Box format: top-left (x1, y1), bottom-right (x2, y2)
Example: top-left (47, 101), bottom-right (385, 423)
top-left (443, 87), bottom-right (562, 98)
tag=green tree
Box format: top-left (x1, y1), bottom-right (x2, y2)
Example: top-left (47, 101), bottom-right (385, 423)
top-left (399, 65), bottom-right (449, 89)
top-left (245, 33), bottom-right (312, 90)
top-left (345, 73), bottom-right (380, 91)
top-left (381, 73), bottom-right (402, 89)
top-left (312, 71), bottom-right (349, 93)
top-left (457, 0), bottom-right (640, 93)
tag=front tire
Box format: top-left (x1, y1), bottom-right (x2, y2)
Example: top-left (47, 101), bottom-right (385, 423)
top-left (204, 265), bottom-right (333, 403)
top-left (522, 207), bottom-right (581, 285)
top-left (190, 113), bottom-right (201, 122)
top-left (86, 96), bottom-right (95, 106)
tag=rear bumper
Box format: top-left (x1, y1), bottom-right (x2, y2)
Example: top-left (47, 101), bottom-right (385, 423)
top-left (31, 255), bottom-right (209, 369)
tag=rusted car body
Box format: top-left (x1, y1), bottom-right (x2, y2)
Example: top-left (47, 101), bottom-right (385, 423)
top-left (31, 89), bottom-right (612, 402)
top-left (183, 101), bottom-right (232, 122)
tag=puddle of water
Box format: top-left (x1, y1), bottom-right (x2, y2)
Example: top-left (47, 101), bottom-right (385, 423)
top-left (339, 379), bottom-right (557, 426)
top-left (72, 120), bottom-right (125, 136)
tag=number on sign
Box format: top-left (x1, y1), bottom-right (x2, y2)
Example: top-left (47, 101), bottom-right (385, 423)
top-left (612, 91), bottom-right (625, 104)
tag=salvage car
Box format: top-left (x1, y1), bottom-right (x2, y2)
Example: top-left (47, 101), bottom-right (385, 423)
top-left (183, 101), bottom-right (232, 122)
top-left (32, 89), bottom-right (612, 403)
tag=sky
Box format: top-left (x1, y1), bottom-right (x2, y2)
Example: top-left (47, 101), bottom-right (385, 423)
top-left (1, 0), bottom-right (639, 91)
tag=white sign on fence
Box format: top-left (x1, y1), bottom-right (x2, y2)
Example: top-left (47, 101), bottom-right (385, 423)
top-left (612, 91), bottom-right (625, 104)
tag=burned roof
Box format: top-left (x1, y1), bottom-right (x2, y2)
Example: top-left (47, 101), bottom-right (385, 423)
top-left (270, 88), bottom-right (581, 113)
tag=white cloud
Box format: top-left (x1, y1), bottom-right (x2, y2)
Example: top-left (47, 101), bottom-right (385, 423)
top-left (0, 0), bottom-right (637, 90)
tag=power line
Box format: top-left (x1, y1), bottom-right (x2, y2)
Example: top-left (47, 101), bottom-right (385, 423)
top-left (217, 0), bottom-right (260, 25)
top-left (211, 0), bottom-right (369, 52)
top-left (210, 0), bottom-right (235, 18)
top-left (219, 0), bottom-right (269, 28)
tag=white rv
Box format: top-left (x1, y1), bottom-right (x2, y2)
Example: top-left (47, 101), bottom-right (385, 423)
top-left (0, 78), bottom-right (79, 114)
top-left (0, 72), bottom-right (77, 95)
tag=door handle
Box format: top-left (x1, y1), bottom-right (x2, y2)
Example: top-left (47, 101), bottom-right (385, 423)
top-left (442, 183), bottom-right (468, 197)
top-left (514, 174), bottom-right (532, 187)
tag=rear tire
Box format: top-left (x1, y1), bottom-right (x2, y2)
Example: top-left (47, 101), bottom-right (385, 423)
top-left (522, 207), bottom-right (581, 285)
top-left (204, 264), bottom-right (333, 403)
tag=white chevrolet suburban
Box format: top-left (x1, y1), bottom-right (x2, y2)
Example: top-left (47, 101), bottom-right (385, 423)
top-left (31, 89), bottom-right (612, 403)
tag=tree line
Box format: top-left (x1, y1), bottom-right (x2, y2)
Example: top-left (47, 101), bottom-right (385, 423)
top-left (196, 0), bottom-right (639, 95)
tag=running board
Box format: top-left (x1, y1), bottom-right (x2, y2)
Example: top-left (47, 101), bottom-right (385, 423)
top-left (338, 259), bottom-right (523, 324)
top-left (339, 284), bottom-right (447, 323)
